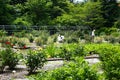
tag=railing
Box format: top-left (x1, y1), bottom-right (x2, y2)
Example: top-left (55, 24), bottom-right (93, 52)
top-left (0, 25), bottom-right (92, 35)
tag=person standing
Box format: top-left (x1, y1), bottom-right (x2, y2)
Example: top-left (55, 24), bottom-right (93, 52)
top-left (91, 29), bottom-right (95, 42)
top-left (57, 34), bottom-right (64, 43)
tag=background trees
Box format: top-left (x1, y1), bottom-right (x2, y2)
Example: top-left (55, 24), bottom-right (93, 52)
top-left (0, 0), bottom-right (120, 29)
top-left (0, 0), bottom-right (14, 25)
top-left (100, 0), bottom-right (119, 28)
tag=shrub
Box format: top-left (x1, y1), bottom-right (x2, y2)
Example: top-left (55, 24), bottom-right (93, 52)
top-left (14, 30), bottom-right (26, 38)
top-left (0, 52), bottom-right (5, 73)
top-left (98, 45), bottom-right (120, 80)
top-left (72, 45), bottom-right (85, 57)
top-left (0, 30), bottom-right (7, 36)
top-left (43, 44), bottom-right (61, 58)
top-left (26, 34), bottom-right (34, 43)
top-left (29, 57), bottom-right (100, 80)
top-left (47, 34), bottom-right (57, 44)
top-left (63, 31), bottom-right (80, 43)
top-left (25, 50), bottom-right (46, 74)
top-left (31, 30), bottom-right (49, 37)
top-left (0, 37), bottom-right (8, 43)
top-left (17, 40), bottom-right (26, 48)
top-left (35, 36), bottom-right (48, 46)
top-left (66, 37), bottom-right (79, 43)
top-left (0, 48), bottom-right (19, 69)
top-left (59, 43), bottom-right (85, 60)
top-left (9, 36), bottom-right (18, 46)
top-left (60, 48), bottom-right (72, 60)
top-left (85, 43), bottom-right (120, 79)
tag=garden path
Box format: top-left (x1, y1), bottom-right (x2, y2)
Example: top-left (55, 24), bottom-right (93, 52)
top-left (0, 54), bottom-right (100, 80)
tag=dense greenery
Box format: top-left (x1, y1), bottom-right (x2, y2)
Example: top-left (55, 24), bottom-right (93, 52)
top-left (1, 0), bottom-right (120, 79)
top-left (29, 57), bottom-right (100, 80)
top-left (25, 50), bottom-right (46, 74)
top-left (0, 0), bottom-right (120, 30)
top-left (0, 48), bottom-right (19, 70)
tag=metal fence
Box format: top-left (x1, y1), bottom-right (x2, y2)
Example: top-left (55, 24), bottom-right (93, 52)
top-left (0, 25), bottom-right (92, 35)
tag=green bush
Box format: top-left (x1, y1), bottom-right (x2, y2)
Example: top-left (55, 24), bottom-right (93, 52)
top-left (99, 27), bottom-right (118, 35)
top-left (0, 30), bottom-right (7, 36)
top-left (73, 45), bottom-right (85, 57)
top-left (14, 30), bottom-right (27, 38)
top-left (98, 45), bottom-right (120, 80)
top-left (66, 37), bottom-right (79, 43)
top-left (17, 40), bottom-right (26, 48)
top-left (63, 31), bottom-right (80, 43)
top-left (31, 30), bottom-right (49, 37)
top-left (29, 57), bottom-right (100, 80)
top-left (26, 34), bottom-right (34, 43)
top-left (43, 44), bottom-right (61, 58)
top-left (0, 48), bottom-right (19, 69)
top-left (9, 36), bottom-right (18, 46)
top-left (25, 50), bottom-right (46, 74)
top-left (0, 52), bottom-right (5, 73)
top-left (59, 44), bottom-right (85, 60)
top-left (0, 37), bottom-right (8, 43)
top-left (35, 36), bottom-right (48, 46)
top-left (85, 43), bottom-right (120, 79)
top-left (60, 48), bottom-right (72, 60)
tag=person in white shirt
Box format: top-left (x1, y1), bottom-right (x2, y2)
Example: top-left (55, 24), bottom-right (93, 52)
top-left (91, 29), bottom-right (95, 42)
top-left (57, 34), bottom-right (64, 43)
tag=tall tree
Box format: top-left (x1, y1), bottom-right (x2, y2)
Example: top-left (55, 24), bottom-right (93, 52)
top-left (0, 0), bottom-right (14, 25)
top-left (10, 0), bottom-right (27, 5)
top-left (100, 0), bottom-right (119, 27)
top-left (24, 0), bottom-right (52, 25)
top-left (80, 1), bottom-right (105, 29)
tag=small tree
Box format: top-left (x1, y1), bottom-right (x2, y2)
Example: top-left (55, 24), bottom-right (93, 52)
top-left (25, 50), bottom-right (46, 74)
top-left (1, 48), bottom-right (19, 70)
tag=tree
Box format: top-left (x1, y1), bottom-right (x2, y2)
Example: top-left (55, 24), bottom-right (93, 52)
top-left (80, 1), bottom-right (105, 29)
top-left (23, 0), bottom-right (52, 25)
top-left (10, 0), bottom-right (27, 5)
top-left (100, 0), bottom-right (119, 27)
top-left (0, 0), bottom-right (14, 25)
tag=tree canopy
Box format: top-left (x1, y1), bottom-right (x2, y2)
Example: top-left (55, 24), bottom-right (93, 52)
top-left (0, 0), bottom-right (120, 29)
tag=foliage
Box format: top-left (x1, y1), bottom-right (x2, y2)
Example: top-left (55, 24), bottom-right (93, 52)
top-left (13, 17), bottom-right (31, 26)
top-left (26, 33), bottom-right (34, 43)
top-left (0, 0), bottom-right (14, 25)
top-left (0, 30), bottom-right (7, 36)
top-left (59, 43), bottom-right (85, 60)
top-left (17, 40), bottom-right (26, 48)
top-left (0, 37), bottom-right (8, 43)
top-left (25, 50), bottom-right (46, 74)
top-left (34, 31), bottom-right (49, 46)
top-left (35, 37), bottom-right (47, 46)
top-left (97, 44), bottom-right (120, 80)
top-left (9, 36), bottom-right (18, 46)
top-left (100, 0), bottom-right (119, 28)
top-left (43, 44), bottom-right (61, 58)
top-left (14, 30), bottom-right (27, 38)
top-left (0, 48), bottom-right (19, 69)
top-left (0, 0), bottom-right (119, 30)
top-left (47, 34), bottom-right (57, 44)
top-left (29, 57), bottom-right (99, 80)
top-left (80, 1), bottom-right (104, 29)
top-left (0, 51), bottom-right (5, 72)
top-left (84, 43), bottom-right (120, 79)
top-left (60, 47), bottom-right (72, 60)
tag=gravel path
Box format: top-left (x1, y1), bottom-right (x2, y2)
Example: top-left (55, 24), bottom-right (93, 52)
top-left (0, 55), bottom-right (100, 80)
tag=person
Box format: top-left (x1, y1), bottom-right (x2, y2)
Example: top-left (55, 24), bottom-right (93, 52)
top-left (91, 29), bottom-right (95, 42)
top-left (57, 34), bottom-right (64, 43)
